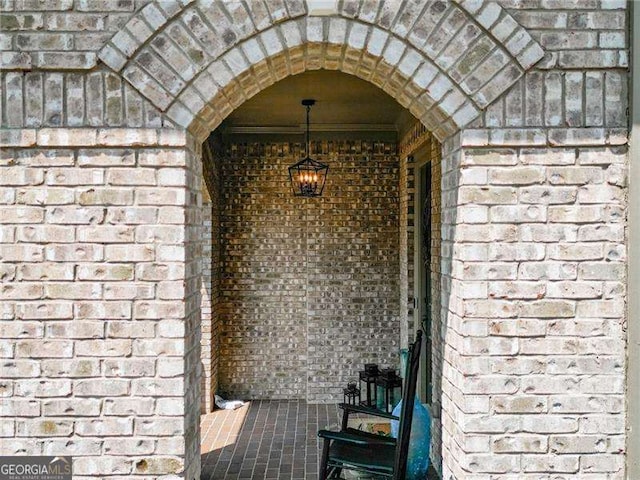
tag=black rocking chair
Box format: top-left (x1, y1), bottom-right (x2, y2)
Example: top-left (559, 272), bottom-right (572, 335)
top-left (318, 330), bottom-right (423, 479)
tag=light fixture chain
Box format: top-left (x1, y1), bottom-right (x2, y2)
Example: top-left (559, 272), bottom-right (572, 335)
top-left (306, 104), bottom-right (311, 157)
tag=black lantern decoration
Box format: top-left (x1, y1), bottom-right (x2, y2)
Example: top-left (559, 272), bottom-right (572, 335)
top-left (359, 363), bottom-right (379, 408)
top-left (375, 368), bottom-right (402, 413)
top-left (343, 381), bottom-right (361, 406)
top-left (288, 99), bottom-right (329, 197)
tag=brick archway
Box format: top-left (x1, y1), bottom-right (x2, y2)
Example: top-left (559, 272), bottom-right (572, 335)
top-left (98, 1), bottom-right (544, 141)
top-left (96, 3), bottom-right (548, 477)
top-left (93, 3), bottom-right (547, 478)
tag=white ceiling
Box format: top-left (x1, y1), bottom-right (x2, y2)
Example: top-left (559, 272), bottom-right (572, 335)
top-left (221, 70), bottom-right (409, 132)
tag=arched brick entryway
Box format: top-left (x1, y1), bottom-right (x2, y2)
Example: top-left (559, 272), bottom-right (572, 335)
top-left (93, 3), bottom-right (548, 478)
top-left (95, 3), bottom-right (547, 478)
top-left (98, 1), bottom-right (543, 142)
top-left (0, 1), bottom-right (630, 479)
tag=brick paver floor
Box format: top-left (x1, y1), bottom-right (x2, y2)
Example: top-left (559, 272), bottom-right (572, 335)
top-left (200, 399), bottom-right (440, 480)
top-left (201, 400), bottom-right (341, 480)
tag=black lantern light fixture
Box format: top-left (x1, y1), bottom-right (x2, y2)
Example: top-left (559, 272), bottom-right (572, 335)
top-left (288, 99), bottom-right (329, 197)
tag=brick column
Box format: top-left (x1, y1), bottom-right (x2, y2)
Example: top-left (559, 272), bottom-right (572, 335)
top-left (441, 131), bottom-right (627, 478)
top-left (183, 136), bottom-right (203, 480)
top-left (0, 128), bottom-right (200, 478)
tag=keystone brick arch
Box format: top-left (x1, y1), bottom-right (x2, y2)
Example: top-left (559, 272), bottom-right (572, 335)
top-left (97, 0), bottom-right (545, 141)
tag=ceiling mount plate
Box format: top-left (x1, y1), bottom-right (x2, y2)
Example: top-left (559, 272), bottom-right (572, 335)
top-left (301, 99), bottom-right (316, 107)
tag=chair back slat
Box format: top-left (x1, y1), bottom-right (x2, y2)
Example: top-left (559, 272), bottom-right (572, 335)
top-left (393, 330), bottom-right (422, 480)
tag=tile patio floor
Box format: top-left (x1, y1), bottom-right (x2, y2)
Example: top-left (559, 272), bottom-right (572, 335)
top-left (200, 400), bottom-right (440, 480)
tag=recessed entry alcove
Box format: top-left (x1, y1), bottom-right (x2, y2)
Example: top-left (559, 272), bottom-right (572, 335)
top-left (199, 68), bottom-right (440, 403)
top-left (198, 68), bottom-right (444, 476)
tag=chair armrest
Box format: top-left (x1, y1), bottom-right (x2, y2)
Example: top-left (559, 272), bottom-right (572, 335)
top-left (338, 403), bottom-right (399, 421)
top-left (318, 429), bottom-right (391, 445)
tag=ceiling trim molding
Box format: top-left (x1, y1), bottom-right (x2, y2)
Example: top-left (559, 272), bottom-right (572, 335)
top-left (222, 124), bottom-right (398, 135)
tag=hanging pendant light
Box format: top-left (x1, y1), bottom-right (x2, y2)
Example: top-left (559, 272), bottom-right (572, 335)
top-left (288, 99), bottom-right (329, 197)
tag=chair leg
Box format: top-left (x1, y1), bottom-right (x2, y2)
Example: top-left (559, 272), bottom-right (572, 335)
top-left (319, 440), bottom-right (330, 480)
top-left (330, 467), bottom-right (342, 478)
top-left (341, 409), bottom-right (349, 431)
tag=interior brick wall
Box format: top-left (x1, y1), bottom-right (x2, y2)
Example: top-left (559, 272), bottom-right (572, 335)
top-left (217, 139), bottom-right (401, 403)
top-left (183, 138), bottom-right (203, 480)
top-left (398, 149), bottom-right (410, 349)
top-left (399, 125), bottom-right (444, 474)
top-left (199, 179), bottom-right (213, 414)
top-left (199, 138), bottom-right (222, 413)
top-left (429, 135), bottom-right (444, 474)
